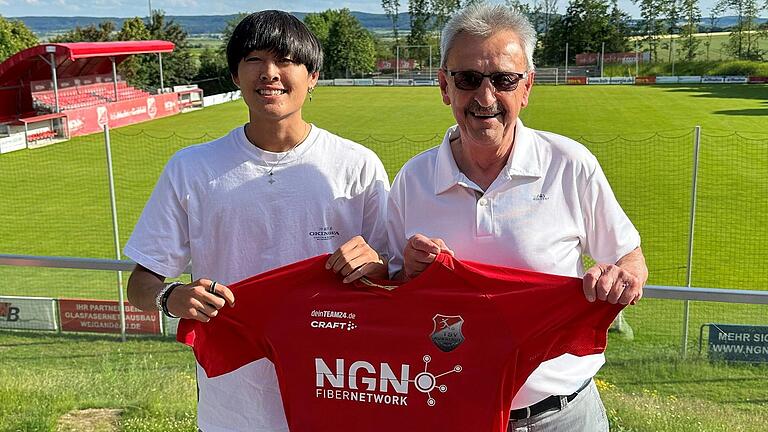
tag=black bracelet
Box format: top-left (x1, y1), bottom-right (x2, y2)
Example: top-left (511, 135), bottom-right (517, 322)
top-left (161, 282), bottom-right (183, 318)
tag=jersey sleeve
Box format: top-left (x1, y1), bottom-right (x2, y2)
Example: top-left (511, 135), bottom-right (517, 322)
top-left (176, 286), bottom-right (270, 378)
top-left (123, 154), bottom-right (192, 278)
top-left (176, 255), bottom-right (328, 378)
top-left (452, 257), bottom-right (623, 392)
top-left (580, 161), bottom-right (641, 265)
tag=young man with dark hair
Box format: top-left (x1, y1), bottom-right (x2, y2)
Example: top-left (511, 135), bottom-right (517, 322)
top-left (125, 10), bottom-right (389, 431)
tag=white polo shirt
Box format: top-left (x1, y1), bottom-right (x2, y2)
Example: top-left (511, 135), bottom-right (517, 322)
top-left (387, 119), bottom-right (640, 408)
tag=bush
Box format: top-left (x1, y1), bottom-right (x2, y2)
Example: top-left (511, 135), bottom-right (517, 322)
top-left (602, 60), bottom-right (768, 77)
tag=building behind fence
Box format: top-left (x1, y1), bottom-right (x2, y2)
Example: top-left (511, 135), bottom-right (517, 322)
top-left (0, 126), bottom-right (766, 357)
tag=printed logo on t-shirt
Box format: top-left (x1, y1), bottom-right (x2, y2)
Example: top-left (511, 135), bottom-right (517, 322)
top-left (309, 226), bottom-right (341, 241)
top-left (533, 193), bottom-right (550, 201)
top-left (315, 354), bottom-right (462, 407)
top-left (310, 309), bottom-right (357, 331)
top-left (430, 314), bottom-right (465, 352)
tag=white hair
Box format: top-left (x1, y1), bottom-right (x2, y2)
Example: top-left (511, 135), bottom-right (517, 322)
top-left (440, 2), bottom-right (537, 71)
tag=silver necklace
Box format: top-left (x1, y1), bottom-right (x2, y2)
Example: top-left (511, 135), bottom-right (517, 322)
top-left (265, 145), bottom-right (297, 184)
top-left (255, 124), bottom-right (310, 184)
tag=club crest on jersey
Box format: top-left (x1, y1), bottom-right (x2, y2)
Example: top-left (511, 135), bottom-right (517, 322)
top-left (431, 314), bottom-right (465, 352)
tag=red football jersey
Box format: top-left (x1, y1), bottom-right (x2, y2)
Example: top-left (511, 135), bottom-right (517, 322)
top-left (178, 253), bottom-right (623, 432)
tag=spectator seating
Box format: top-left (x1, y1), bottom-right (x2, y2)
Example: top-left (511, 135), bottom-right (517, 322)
top-left (32, 81), bottom-right (151, 112)
top-left (28, 130), bottom-right (56, 142)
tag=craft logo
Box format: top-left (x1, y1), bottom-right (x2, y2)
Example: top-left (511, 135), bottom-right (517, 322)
top-left (315, 355), bottom-right (462, 407)
top-left (97, 106), bottom-right (108, 127)
top-left (431, 314), bottom-right (465, 352)
top-left (309, 226), bottom-right (340, 241)
top-left (147, 97), bottom-right (157, 119)
top-left (533, 193), bottom-right (550, 201)
top-left (310, 309), bottom-right (357, 331)
top-left (0, 302), bottom-right (19, 322)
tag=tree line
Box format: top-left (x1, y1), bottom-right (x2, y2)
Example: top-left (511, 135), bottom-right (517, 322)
top-left (1, 0), bottom-right (767, 88)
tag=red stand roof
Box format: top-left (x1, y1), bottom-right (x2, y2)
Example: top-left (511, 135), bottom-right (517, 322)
top-left (0, 41), bottom-right (175, 86)
top-left (0, 41), bottom-right (174, 122)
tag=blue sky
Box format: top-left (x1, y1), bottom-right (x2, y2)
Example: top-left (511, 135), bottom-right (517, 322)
top-left (0, 0), bottom-right (724, 20)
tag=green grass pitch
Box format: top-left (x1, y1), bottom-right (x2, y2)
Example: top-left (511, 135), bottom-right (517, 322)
top-left (0, 84), bottom-right (767, 431)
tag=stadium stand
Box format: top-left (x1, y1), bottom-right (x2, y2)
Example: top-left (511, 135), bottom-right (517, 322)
top-left (0, 41), bottom-right (204, 153)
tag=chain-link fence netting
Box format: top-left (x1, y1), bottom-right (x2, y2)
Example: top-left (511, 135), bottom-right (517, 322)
top-left (580, 129), bottom-right (696, 288)
top-left (1, 127), bottom-right (766, 350)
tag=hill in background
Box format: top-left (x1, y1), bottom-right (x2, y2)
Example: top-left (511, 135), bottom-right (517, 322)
top-left (12, 12), bottom-right (768, 38)
top-left (15, 12), bottom-right (412, 38)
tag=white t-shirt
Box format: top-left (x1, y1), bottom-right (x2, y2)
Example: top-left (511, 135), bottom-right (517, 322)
top-left (387, 119), bottom-right (640, 409)
top-left (125, 124), bottom-right (389, 432)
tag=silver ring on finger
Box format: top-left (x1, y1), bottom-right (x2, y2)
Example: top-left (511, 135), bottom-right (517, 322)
top-left (621, 280), bottom-right (630, 289)
top-left (209, 280), bottom-right (218, 294)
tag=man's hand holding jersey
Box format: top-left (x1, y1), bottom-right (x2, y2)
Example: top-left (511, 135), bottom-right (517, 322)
top-left (166, 279), bottom-right (235, 322)
top-left (401, 234), bottom-right (454, 280)
top-left (326, 235), bottom-right (388, 283)
top-left (582, 247), bottom-right (647, 305)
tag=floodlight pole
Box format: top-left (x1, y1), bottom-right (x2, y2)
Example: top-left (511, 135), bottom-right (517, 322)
top-left (49, 53), bottom-right (60, 113)
top-left (110, 57), bottom-right (118, 101)
top-left (158, 53), bottom-right (165, 92)
top-left (600, 42), bottom-right (605, 78)
top-left (564, 43), bottom-right (569, 84)
top-left (635, 39), bottom-right (639, 77)
top-left (104, 125), bottom-right (127, 343)
top-left (429, 45), bottom-right (433, 81)
top-left (396, 46), bottom-right (399, 80)
top-left (681, 125), bottom-right (702, 358)
top-left (671, 38), bottom-right (676, 76)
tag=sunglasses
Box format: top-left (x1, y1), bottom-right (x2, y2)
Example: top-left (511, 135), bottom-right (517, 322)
top-left (447, 70), bottom-right (528, 92)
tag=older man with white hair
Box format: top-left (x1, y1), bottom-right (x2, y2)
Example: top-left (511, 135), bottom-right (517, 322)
top-left (387, 3), bottom-right (647, 431)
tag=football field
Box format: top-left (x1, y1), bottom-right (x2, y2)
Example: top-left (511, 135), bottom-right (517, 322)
top-left (1, 84), bottom-right (767, 431)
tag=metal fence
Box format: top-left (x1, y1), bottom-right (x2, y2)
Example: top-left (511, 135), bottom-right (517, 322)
top-left (0, 125), bottom-right (767, 357)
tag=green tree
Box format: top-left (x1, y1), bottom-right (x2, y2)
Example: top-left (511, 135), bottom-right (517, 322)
top-left (634, 0), bottom-right (664, 61)
top-left (305, 9), bottom-right (376, 78)
top-left (661, 0), bottom-right (681, 63)
top-left (541, 0), bottom-right (629, 65)
top-left (679, 0), bottom-right (701, 61)
top-left (540, 0), bottom-right (560, 36)
top-left (192, 12), bottom-right (246, 95)
top-left (116, 18), bottom-right (152, 86)
top-left (703, 4), bottom-right (724, 60)
top-left (194, 47), bottom-right (237, 95)
top-left (608, 0), bottom-right (632, 53)
top-left (505, 0), bottom-right (536, 18)
top-left (408, 0), bottom-right (432, 46)
top-left (143, 11), bottom-right (198, 88)
top-left (50, 21), bottom-right (115, 42)
top-left (220, 12), bottom-right (250, 54)
top-left (0, 16), bottom-right (38, 62)
top-left (431, 0), bottom-right (462, 30)
top-left (304, 9), bottom-right (341, 47)
top-left (382, 0), bottom-right (402, 45)
top-left (717, 0), bottom-right (766, 60)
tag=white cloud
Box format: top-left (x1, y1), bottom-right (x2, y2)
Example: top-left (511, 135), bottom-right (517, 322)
top-left (24, 0), bottom-right (40, 4)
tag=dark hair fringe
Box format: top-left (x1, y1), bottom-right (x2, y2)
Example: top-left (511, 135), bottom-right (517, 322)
top-left (226, 10), bottom-right (323, 76)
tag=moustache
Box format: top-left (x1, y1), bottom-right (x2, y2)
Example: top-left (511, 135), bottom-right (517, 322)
top-left (467, 101), bottom-right (503, 114)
